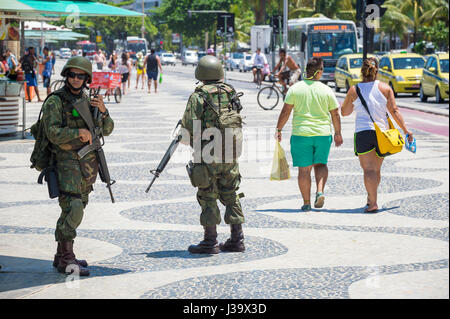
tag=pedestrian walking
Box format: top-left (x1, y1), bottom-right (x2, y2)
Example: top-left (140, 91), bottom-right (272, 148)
top-left (181, 55), bottom-right (246, 254)
top-left (94, 49), bottom-right (106, 71)
top-left (5, 49), bottom-right (18, 81)
top-left (135, 51), bottom-right (145, 90)
top-left (41, 47), bottom-right (53, 95)
top-left (275, 57), bottom-right (343, 212)
top-left (118, 52), bottom-right (131, 95)
top-left (108, 52), bottom-right (117, 71)
top-left (126, 51), bottom-right (131, 89)
top-left (340, 57), bottom-right (413, 212)
top-left (51, 51), bottom-right (56, 75)
top-left (40, 56), bottom-right (114, 276)
top-left (144, 49), bottom-right (162, 94)
top-left (0, 54), bottom-right (7, 74)
top-left (20, 47), bottom-right (43, 102)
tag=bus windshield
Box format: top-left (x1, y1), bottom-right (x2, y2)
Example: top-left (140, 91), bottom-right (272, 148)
top-left (128, 42), bottom-right (146, 53)
top-left (393, 57), bottom-right (424, 70)
top-left (308, 31), bottom-right (356, 59)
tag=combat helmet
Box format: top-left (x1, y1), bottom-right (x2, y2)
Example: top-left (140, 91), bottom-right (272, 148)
top-left (61, 56), bottom-right (93, 83)
top-left (195, 55), bottom-right (223, 81)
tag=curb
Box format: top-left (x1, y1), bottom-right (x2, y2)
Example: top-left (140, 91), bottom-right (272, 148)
top-left (333, 92), bottom-right (449, 117)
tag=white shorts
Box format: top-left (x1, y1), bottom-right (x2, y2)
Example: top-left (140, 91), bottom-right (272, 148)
top-left (290, 69), bottom-right (301, 84)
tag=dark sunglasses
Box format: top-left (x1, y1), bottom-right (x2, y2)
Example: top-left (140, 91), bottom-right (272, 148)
top-left (67, 71), bottom-right (87, 80)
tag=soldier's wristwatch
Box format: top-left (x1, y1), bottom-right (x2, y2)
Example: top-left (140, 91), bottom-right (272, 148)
top-left (100, 109), bottom-right (109, 119)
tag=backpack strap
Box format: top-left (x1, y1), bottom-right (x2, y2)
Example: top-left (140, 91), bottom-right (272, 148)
top-left (195, 85), bottom-right (220, 116)
top-left (355, 84), bottom-right (375, 123)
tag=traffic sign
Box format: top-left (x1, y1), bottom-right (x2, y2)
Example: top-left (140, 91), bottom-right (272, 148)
top-left (271, 15), bottom-right (283, 34)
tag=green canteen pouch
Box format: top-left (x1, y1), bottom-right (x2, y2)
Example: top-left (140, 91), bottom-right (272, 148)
top-left (186, 161), bottom-right (210, 188)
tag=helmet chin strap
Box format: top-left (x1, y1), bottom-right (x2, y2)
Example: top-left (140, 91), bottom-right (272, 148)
top-left (65, 78), bottom-right (87, 93)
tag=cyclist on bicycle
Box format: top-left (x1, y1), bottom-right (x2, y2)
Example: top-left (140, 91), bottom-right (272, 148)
top-left (272, 48), bottom-right (301, 94)
top-left (251, 48), bottom-right (268, 84)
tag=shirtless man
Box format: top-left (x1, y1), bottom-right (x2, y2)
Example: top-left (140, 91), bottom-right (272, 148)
top-left (273, 48), bottom-right (301, 94)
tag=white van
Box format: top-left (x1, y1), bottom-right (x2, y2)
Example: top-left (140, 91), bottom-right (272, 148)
top-left (182, 50), bottom-right (198, 66)
top-left (60, 48), bottom-right (71, 59)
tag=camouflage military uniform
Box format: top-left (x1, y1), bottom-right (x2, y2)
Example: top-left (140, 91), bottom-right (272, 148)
top-left (42, 86), bottom-right (114, 242)
top-left (182, 82), bottom-right (245, 227)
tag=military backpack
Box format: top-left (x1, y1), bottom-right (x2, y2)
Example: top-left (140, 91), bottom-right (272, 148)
top-left (29, 89), bottom-right (69, 172)
top-left (195, 82), bottom-right (244, 161)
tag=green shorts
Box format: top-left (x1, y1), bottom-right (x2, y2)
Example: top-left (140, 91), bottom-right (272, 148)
top-left (290, 135), bottom-right (332, 167)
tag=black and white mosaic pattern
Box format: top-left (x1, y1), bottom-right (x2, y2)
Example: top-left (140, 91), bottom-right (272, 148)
top-left (0, 68), bottom-right (448, 298)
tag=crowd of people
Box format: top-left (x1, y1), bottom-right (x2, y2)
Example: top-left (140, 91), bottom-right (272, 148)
top-left (1, 46), bottom-right (56, 102)
top-left (0, 46), bottom-right (166, 101)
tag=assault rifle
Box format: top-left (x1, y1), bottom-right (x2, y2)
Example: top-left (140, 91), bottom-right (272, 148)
top-left (145, 120), bottom-right (182, 193)
top-left (74, 96), bottom-right (116, 203)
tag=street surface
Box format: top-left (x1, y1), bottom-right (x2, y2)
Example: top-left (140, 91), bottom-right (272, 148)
top-left (0, 61), bottom-right (448, 299)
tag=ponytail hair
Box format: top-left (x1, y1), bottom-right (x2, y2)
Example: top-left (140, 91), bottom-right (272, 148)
top-left (361, 57), bottom-right (378, 82)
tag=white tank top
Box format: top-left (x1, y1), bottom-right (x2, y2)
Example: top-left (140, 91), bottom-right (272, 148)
top-left (354, 80), bottom-right (389, 133)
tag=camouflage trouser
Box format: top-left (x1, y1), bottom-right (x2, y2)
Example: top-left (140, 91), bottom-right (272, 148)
top-left (55, 192), bottom-right (90, 241)
top-left (197, 163), bottom-right (245, 226)
top-left (54, 160), bottom-right (93, 242)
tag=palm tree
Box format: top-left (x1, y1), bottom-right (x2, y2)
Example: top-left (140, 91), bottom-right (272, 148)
top-left (380, 3), bottom-right (410, 49)
top-left (420, 0), bottom-right (449, 26)
top-left (230, 4), bottom-right (254, 44)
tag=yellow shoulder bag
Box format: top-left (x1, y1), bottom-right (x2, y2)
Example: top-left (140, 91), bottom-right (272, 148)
top-left (356, 85), bottom-right (404, 156)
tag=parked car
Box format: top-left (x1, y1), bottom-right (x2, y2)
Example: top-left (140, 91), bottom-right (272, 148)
top-left (420, 52), bottom-right (449, 103)
top-left (377, 51), bottom-right (425, 96)
top-left (239, 53), bottom-right (253, 72)
top-left (226, 52), bottom-right (244, 71)
top-left (197, 51), bottom-right (206, 60)
top-left (334, 53), bottom-right (375, 92)
top-left (60, 48), bottom-right (71, 59)
top-left (182, 50), bottom-right (198, 66)
top-left (161, 52), bottom-right (176, 66)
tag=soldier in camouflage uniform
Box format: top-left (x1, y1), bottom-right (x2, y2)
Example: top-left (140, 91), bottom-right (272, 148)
top-left (181, 55), bottom-right (246, 254)
top-left (42, 56), bottom-right (114, 276)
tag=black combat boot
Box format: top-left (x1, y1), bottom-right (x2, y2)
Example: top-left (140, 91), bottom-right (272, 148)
top-left (188, 226), bottom-right (220, 254)
top-left (53, 241), bottom-right (88, 268)
top-left (219, 224), bottom-right (245, 252)
top-left (57, 241), bottom-right (90, 276)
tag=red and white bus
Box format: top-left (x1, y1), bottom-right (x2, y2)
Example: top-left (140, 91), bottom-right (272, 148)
top-left (76, 40), bottom-right (97, 60)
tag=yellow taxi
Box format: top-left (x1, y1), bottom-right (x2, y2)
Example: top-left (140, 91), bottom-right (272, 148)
top-left (420, 52), bottom-right (449, 103)
top-left (334, 53), bottom-right (375, 92)
top-left (377, 51), bottom-right (425, 96)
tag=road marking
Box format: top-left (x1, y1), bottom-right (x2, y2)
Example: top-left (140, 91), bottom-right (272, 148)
top-left (408, 117), bottom-right (448, 126)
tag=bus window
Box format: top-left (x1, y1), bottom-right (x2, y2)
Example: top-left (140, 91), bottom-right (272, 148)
top-left (308, 31), bottom-right (356, 59)
top-left (288, 30), bottom-right (300, 51)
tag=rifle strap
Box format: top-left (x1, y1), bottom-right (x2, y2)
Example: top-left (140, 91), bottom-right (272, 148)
top-left (72, 97), bottom-right (95, 131)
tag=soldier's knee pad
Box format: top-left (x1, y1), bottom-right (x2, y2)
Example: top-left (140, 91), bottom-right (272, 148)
top-left (67, 198), bottom-right (84, 229)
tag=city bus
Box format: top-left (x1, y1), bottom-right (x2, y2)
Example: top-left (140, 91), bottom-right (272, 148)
top-left (126, 36), bottom-right (148, 60)
top-left (284, 17), bottom-right (358, 84)
top-left (76, 40), bottom-right (96, 60)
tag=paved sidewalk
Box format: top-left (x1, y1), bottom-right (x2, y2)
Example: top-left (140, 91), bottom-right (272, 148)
top-left (0, 68), bottom-right (448, 299)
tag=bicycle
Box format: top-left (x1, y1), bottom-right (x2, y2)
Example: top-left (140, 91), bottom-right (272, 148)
top-left (253, 64), bottom-right (263, 89)
top-left (257, 75), bottom-right (286, 110)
